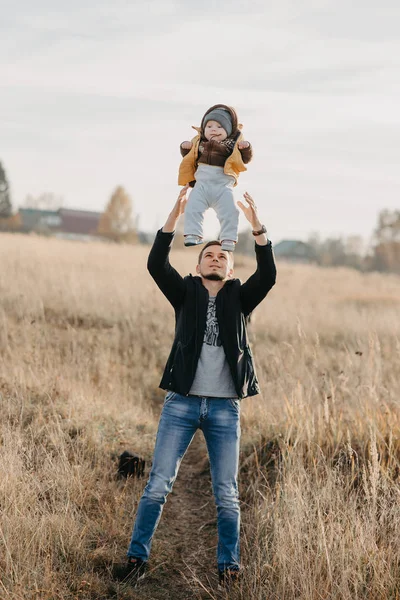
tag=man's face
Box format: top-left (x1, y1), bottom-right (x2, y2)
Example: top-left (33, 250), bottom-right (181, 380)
top-left (196, 245), bottom-right (233, 281)
top-left (204, 120), bottom-right (228, 142)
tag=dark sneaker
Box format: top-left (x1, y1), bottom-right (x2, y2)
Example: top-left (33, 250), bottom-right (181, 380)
top-left (218, 567), bottom-right (241, 590)
top-left (112, 557), bottom-right (147, 583)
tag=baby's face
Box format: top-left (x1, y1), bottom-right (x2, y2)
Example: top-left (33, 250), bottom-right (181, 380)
top-left (204, 120), bottom-right (228, 142)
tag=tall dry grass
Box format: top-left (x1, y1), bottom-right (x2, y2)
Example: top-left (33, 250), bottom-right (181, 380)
top-left (239, 263), bottom-right (400, 599)
top-left (0, 233), bottom-right (400, 599)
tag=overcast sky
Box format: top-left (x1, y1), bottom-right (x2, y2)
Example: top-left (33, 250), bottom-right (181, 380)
top-left (1, 0), bottom-right (399, 243)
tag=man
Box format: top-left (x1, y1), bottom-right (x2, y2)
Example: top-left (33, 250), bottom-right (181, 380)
top-left (114, 185), bottom-right (276, 588)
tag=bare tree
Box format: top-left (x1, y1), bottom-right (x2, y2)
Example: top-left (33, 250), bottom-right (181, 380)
top-left (369, 209), bottom-right (400, 273)
top-left (307, 233), bottom-right (365, 270)
top-left (23, 192), bottom-right (63, 211)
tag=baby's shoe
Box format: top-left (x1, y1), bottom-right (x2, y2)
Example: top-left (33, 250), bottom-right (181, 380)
top-left (221, 240), bottom-right (236, 252)
top-left (184, 235), bottom-right (203, 247)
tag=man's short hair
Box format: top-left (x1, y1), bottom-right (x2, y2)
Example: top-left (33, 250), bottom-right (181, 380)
top-left (198, 241), bottom-right (234, 265)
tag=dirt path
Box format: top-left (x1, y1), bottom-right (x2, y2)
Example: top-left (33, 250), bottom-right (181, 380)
top-left (121, 431), bottom-right (228, 600)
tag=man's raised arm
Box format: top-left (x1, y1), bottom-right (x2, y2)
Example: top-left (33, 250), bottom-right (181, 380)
top-left (147, 186), bottom-right (189, 309)
top-left (237, 192), bottom-right (277, 316)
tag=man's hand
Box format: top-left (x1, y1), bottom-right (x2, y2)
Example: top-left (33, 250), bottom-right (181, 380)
top-left (237, 192), bottom-right (268, 245)
top-left (181, 141), bottom-right (193, 150)
top-left (238, 141), bottom-right (250, 150)
top-left (171, 185), bottom-right (189, 218)
top-left (237, 192), bottom-right (262, 229)
top-left (162, 185), bottom-right (190, 233)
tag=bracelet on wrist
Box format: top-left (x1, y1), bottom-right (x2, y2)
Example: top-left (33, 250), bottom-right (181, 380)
top-left (252, 224), bottom-right (267, 236)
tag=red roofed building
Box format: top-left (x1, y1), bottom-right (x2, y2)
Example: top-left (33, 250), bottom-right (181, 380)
top-left (58, 208), bottom-right (102, 236)
top-left (17, 207), bottom-right (104, 241)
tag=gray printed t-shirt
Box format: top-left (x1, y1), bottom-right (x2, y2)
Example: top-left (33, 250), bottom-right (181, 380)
top-left (189, 296), bottom-right (238, 398)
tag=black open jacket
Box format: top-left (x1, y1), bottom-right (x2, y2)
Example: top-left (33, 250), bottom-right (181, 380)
top-left (148, 230), bottom-right (277, 399)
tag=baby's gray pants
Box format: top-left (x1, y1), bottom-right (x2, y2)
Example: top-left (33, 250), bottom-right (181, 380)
top-left (184, 164), bottom-right (239, 242)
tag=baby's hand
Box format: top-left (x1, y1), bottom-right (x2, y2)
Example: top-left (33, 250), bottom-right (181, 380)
top-left (181, 141), bottom-right (193, 150)
top-left (238, 141), bottom-right (250, 149)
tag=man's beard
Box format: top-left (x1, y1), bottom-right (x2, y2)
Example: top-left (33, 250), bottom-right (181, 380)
top-left (203, 272), bottom-right (224, 281)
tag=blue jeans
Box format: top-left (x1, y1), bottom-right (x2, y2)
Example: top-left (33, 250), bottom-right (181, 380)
top-left (127, 392), bottom-right (241, 571)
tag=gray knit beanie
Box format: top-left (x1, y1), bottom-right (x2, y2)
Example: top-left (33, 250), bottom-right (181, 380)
top-left (203, 108), bottom-right (233, 137)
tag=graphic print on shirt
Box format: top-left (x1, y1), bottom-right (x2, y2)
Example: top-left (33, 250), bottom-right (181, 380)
top-left (204, 298), bottom-right (222, 347)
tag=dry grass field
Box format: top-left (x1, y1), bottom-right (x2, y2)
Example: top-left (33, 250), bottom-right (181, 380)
top-left (1, 232), bottom-right (400, 600)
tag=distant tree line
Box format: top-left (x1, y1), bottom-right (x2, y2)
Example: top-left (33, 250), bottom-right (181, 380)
top-left (237, 211), bottom-right (400, 275)
top-left (1, 157), bottom-right (400, 271)
top-left (306, 233), bottom-right (365, 270)
top-left (305, 211), bottom-right (400, 274)
top-left (0, 159), bottom-right (137, 243)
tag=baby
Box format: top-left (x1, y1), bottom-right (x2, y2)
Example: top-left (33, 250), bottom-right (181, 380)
top-left (178, 104), bottom-right (252, 251)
